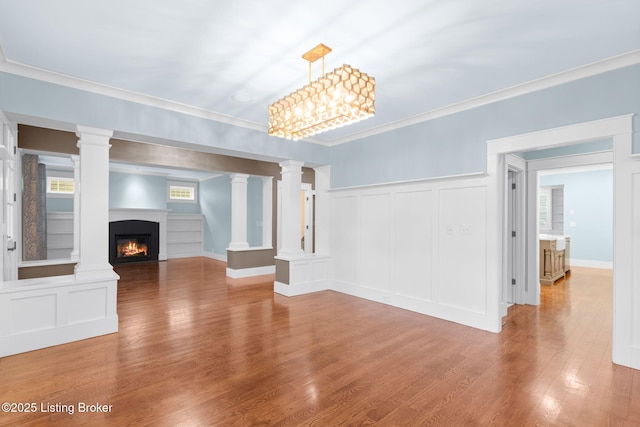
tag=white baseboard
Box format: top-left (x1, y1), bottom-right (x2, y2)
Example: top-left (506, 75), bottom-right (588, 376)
top-left (569, 259), bottom-right (613, 269)
top-left (203, 251), bottom-right (227, 263)
top-left (0, 316), bottom-right (118, 358)
top-left (167, 251), bottom-right (203, 259)
top-left (274, 280), bottom-right (329, 297)
top-left (630, 345), bottom-right (640, 370)
top-left (330, 280), bottom-right (492, 332)
top-left (226, 265), bottom-right (275, 279)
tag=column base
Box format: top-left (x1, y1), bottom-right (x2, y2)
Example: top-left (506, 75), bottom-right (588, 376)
top-left (74, 262), bottom-right (119, 281)
top-left (228, 242), bottom-right (250, 250)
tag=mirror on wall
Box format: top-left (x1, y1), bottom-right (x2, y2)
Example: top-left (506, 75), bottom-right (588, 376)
top-left (21, 152), bottom-right (75, 262)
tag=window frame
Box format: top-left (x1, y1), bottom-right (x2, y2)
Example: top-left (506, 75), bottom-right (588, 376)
top-left (167, 181), bottom-right (198, 204)
top-left (538, 186), bottom-right (552, 232)
top-left (46, 176), bottom-right (75, 197)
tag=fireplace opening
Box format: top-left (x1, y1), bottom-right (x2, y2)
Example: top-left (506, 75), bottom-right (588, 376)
top-left (116, 235), bottom-right (150, 259)
top-left (109, 220), bottom-right (159, 265)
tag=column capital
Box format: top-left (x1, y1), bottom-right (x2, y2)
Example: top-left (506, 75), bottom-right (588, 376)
top-left (76, 125), bottom-right (113, 147)
top-left (279, 160), bottom-right (304, 174)
top-left (230, 173), bottom-right (250, 183)
top-left (313, 164), bottom-right (331, 174)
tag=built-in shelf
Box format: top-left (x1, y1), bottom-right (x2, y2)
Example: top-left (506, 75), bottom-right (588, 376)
top-left (47, 212), bottom-right (73, 260)
top-left (166, 214), bottom-right (204, 258)
top-left (44, 210), bottom-right (204, 262)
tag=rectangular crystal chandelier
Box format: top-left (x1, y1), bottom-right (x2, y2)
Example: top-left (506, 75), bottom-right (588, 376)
top-left (268, 44), bottom-right (375, 141)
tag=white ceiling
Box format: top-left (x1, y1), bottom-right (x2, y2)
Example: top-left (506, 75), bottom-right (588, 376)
top-left (1, 0), bottom-right (639, 145)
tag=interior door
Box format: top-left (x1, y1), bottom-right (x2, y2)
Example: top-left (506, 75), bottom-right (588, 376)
top-left (506, 170), bottom-right (516, 306)
top-left (301, 184), bottom-right (314, 254)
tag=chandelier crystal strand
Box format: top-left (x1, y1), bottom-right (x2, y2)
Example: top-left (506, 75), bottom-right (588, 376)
top-left (268, 45), bottom-right (375, 141)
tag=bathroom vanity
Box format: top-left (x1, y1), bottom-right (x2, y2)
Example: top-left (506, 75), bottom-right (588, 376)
top-left (539, 235), bottom-right (571, 285)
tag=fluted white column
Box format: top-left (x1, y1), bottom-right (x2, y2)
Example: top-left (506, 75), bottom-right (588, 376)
top-left (228, 173), bottom-right (250, 250)
top-left (278, 160), bottom-right (304, 256)
top-left (74, 125), bottom-right (116, 279)
top-left (70, 154), bottom-right (80, 262)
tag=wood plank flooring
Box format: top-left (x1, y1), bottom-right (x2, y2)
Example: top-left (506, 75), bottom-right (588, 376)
top-left (0, 258), bottom-right (638, 426)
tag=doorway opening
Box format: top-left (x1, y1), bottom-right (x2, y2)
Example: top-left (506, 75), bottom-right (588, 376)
top-left (487, 114), bottom-right (634, 368)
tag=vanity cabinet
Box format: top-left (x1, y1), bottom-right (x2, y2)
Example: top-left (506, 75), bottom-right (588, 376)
top-left (540, 236), bottom-right (570, 285)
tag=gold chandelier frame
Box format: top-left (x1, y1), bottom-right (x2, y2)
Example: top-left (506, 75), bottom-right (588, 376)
top-left (268, 43), bottom-right (375, 141)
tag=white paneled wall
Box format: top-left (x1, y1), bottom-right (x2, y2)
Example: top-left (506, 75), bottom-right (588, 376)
top-left (359, 194), bottom-right (392, 293)
top-left (0, 274), bottom-right (118, 357)
top-left (631, 158), bottom-right (640, 369)
top-left (394, 190), bottom-right (432, 301)
top-left (437, 187), bottom-right (486, 314)
top-left (331, 175), bottom-right (490, 330)
top-left (331, 196), bottom-right (358, 285)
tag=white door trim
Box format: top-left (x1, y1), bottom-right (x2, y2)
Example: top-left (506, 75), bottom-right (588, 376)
top-left (486, 114), bottom-right (635, 369)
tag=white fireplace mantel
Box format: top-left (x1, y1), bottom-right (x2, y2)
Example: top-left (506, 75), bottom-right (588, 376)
top-left (109, 209), bottom-right (169, 261)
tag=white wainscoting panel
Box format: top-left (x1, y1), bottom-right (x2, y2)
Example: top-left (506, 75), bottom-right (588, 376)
top-left (437, 186), bottom-right (487, 315)
top-left (395, 190), bottom-right (433, 301)
top-left (68, 287), bottom-right (108, 324)
top-left (331, 196), bottom-right (358, 285)
top-left (330, 176), bottom-right (489, 331)
top-left (359, 194), bottom-right (392, 293)
top-left (0, 273), bottom-right (119, 357)
top-left (10, 293), bottom-right (57, 334)
top-left (274, 254), bottom-right (331, 297)
top-left (631, 165), bottom-right (640, 369)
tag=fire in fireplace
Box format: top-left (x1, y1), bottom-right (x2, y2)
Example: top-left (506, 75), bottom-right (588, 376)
top-left (109, 220), bottom-right (159, 265)
top-left (116, 236), bottom-right (149, 259)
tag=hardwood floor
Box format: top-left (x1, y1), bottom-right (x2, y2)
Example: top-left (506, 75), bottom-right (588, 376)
top-left (0, 259), bottom-right (638, 426)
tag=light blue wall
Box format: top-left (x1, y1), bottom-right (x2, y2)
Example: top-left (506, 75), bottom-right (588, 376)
top-left (167, 200), bottom-right (201, 214)
top-left (247, 177), bottom-right (263, 246)
top-left (330, 64), bottom-right (640, 188)
top-left (109, 172), bottom-right (203, 213)
top-left (0, 72), bottom-right (330, 166)
top-left (2, 64), bottom-right (636, 190)
top-left (109, 172), bottom-right (166, 209)
top-left (46, 196), bottom-right (73, 212)
top-left (199, 175), bottom-right (263, 253)
top-left (200, 175), bottom-right (231, 255)
top-left (167, 180), bottom-right (201, 214)
top-left (539, 169), bottom-right (612, 263)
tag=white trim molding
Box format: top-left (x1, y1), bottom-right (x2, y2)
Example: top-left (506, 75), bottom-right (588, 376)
top-left (0, 273), bottom-right (118, 357)
top-left (325, 51), bottom-right (640, 146)
top-left (1, 42), bottom-right (637, 147)
top-left (487, 113), bottom-right (636, 369)
top-left (569, 259), bottom-right (613, 270)
top-left (226, 265), bottom-right (275, 279)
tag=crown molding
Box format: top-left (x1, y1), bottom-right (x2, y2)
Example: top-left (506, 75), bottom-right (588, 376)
top-left (1, 44), bottom-right (638, 148)
top-left (320, 49), bottom-right (640, 146)
top-left (0, 56), bottom-right (267, 133)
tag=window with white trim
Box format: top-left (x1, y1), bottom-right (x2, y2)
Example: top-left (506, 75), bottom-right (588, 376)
top-left (47, 177), bottom-right (75, 195)
top-left (538, 186), bottom-right (551, 231)
top-left (167, 181), bottom-right (197, 203)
